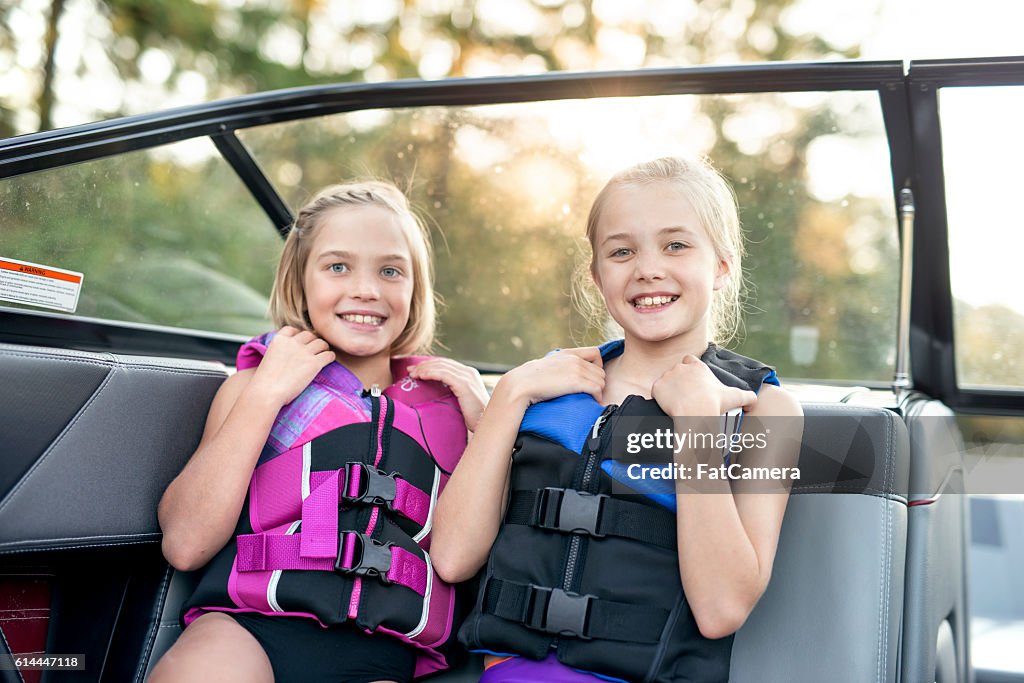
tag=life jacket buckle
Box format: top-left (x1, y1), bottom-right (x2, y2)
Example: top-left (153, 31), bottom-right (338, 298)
top-left (527, 586), bottom-right (594, 639)
top-left (334, 531), bottom-right (393, 583)
top-left (535, 487), bottom-right (607, 537)
top-left (343, 462), bottom-right (399, 508)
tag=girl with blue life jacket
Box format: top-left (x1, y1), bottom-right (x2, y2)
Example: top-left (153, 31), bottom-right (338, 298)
top-left (150, 181), bottom-right (489, 683)
top-left (432, 157), bottom-right (804, 683)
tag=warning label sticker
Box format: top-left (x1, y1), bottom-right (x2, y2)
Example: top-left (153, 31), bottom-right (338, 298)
top-left (0, 257), bottom-right (84, 313)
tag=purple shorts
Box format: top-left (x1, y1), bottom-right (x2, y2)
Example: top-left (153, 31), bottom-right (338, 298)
top-left (479, 654), bottom-right (606, 682)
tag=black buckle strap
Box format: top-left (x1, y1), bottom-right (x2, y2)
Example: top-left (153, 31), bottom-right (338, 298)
top-left (526, 586), bottom-right (595, 639)
top-left (535, 487), bottom-right (606, 537)
top-left (342, 462), bottom-right (398, 507)
top-left (507, 489), bottom-right (678, 550)
top-left (334, 531), bottom-right (392, 583)
top-left (483, 578), bottom-right (669, 643)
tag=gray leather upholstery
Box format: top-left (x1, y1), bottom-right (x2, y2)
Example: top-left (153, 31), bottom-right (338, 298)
top-left (901, 397), bottom-right (970, 683)
top-left (141, 569), bottom-right (201, 683)
top-left (0, 343), bottom-right (226, 553)
top-left (3, 338), bottom-right (925, 683)
top-left (145, 403), bottom-right (913, 683)
top-left (731, 404), bottom-right (909, 683)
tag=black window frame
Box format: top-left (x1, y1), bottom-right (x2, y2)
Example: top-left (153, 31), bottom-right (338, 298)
top-left (905, 56), bottom-right (1024, 414)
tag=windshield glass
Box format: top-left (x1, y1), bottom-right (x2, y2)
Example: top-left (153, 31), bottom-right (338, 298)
top-left (0, 137), bottom-right (279, 336)
top-left (940, 84), bottom-right (1024, 389)
top-left (240, 91), bottom-right (898, 380)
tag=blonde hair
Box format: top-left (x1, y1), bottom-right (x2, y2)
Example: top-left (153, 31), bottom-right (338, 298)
top-left (269, 180), bottom-right (436, 355)
top-left (578, 156), bottom-right (745, 344)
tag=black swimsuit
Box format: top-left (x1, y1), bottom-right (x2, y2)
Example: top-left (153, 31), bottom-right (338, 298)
top-left (229, 613), bottom-right (417, 683)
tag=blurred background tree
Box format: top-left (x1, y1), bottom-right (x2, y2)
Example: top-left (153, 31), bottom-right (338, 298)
top-left (6, 0), bottom-right (858, 134)
top-left (5, 0), bottom-right (1014, 388)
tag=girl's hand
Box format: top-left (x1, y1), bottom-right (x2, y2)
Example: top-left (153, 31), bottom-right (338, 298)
top-left (407, 359), bottom-right (490, 432)
top-left (249, 326), bottom-right (335, 406)
top-left (499, 347), bottom-right (605, 407)
top-left (652, 354), bottom-right (756, 417)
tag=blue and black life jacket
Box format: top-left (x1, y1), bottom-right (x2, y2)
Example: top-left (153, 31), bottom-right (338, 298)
top-left (460, 339), bottom-right (778, 683)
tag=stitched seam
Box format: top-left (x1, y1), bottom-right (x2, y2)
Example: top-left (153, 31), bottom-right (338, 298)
top-left (884, 413), bottom-right (896, 681)
top-left (0, 349), bottom-right (227, 378)
top-left (0, 352), bottom-right (113, 369)
top-left (789, 484), bottom-right (907, 501)
top-left (0, 366), bottom-right (115, 516)
top-left (0, 626), bottom-right (27, 683)
top-left (790, 484), bottom-right (897, 494)
top-left (0, 536), bottom-right (161, 554)
top-left (876, 479), bottom-right (884, 682)
top-left (879, 413), bottom-right (895, 682)
top-left (133, 564), bottom-right (175, 683)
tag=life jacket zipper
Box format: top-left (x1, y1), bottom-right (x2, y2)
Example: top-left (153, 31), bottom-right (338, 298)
top-left (562, 404), bottom-right (617, 593)
top-left (350, 387), bottom-right (391, 620)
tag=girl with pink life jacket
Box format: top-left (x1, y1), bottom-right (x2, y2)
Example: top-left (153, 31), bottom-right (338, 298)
top-left (150, 181), bottom-right (488, 683)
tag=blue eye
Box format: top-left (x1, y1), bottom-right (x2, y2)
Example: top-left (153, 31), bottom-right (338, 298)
top-left (381, 266), bottom-right (402, 278)
top-left (667, 242), bottom-right (688, 252)
top-left (611, 248), bottom-right (632, 258)
top-left (330, 263), bottom-right (348, 273)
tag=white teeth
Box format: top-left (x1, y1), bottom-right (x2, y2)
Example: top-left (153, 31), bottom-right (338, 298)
top-left (341, 314), bottom-right (384, 325)
top-left (634, 295), bottom-right (677, 308)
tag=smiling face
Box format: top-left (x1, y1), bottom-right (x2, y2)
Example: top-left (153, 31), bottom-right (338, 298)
top-left (302, 205), bottom-right (414, 366)
top-left (591, 181), bottom-right (729, 350)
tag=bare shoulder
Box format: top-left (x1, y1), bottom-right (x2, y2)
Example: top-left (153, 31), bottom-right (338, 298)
top-left (199, 368), bottom-right (257, 441)
top-left (748, 383), bottom-right (803, 418)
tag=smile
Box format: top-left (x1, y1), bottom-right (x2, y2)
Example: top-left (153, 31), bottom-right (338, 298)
top-left (632, 295), bottom-right (678, 309)
top-left (339, 313), bottom-right (386, 326)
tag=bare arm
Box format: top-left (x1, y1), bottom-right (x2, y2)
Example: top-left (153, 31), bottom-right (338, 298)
top-left (670, 383), bottom-right (803, 639)
top-left (158, 369), bottom-right (281, 571)
top-left (158, 328), bottom-right (334, 571)
top-left (430, 382), bottom-right (526, 583)
top-left (431, 348), bottom-right (606, 583)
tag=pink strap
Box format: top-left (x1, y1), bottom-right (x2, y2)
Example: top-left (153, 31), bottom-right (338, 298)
top-left (392, 478), bottom-right (431, 526)
top-left (307, 465), bottom-right (432, 527)
top-left (235, 532), bottom-right (429, 596)
top-left (300, 469), bottom-right (342, 559)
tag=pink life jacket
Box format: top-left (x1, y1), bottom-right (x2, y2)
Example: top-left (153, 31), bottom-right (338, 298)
top-left (181, 332), bottom-right (468, 677)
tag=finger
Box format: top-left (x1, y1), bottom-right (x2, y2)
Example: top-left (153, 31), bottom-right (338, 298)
top-left (575, 356), bottom-right (606, 378)
top-left (278, 326), bottom-right (299, 337)
top-left (412, 366), bottom-right (453, 383)
top-left (560, 347), bottom-right (603, 367)
top-left (309, 338), bottom-right (331, 353)
top-left (407, 360), bottom-right (442, 376)
top-left (573, 362), bottom-right (605, 395)
top-left (408, 358), bottom-right (448, 372)
top-left (583, 379), bottom-right (605, 402)
top-left (727, 388), bottom-right (758, 408)
top-left (579, 365), bottom-right (606, 390)
top-left (316, 350), bottom-right (336, 366)
top-left (410, 363), bottom-right (461, 387)
top-left (681, 354), bottom-right (701, 365)
top-left (294, 329), bottom-right (317, 343)
top-left (411, 359), bottom-right (477, 382)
